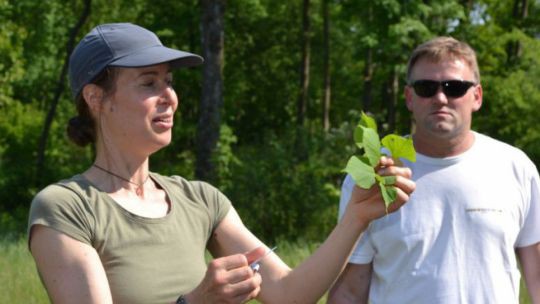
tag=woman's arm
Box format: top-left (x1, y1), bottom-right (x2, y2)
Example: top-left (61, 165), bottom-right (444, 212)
top-left (197, 158), bottom-right (414, 304)
top-left (30, 225), bottom-right (113, 304)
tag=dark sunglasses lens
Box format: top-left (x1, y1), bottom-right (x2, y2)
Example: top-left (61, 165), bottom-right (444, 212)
top-left (413, 81), bottom-right (439, 98)
top-left (443, 81), bottom-right (473, 98)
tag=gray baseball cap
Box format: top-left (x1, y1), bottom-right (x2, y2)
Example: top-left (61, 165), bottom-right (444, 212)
top-left (68, 23), bottom-right (203, 97)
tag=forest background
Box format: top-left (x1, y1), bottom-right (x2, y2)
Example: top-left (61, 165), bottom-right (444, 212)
top-left (1, 0), bottom-right (539, 245)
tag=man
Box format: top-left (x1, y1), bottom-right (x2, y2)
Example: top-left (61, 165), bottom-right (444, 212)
top-left (328, 37), bottom-right (540, 303)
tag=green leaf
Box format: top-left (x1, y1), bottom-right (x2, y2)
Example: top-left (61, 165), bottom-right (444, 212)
top-left (353, 125), bottom-right (365, 150)
top-left (382, 175), bottom-right (396, 185)
top-left (343, 156), bottom-right (376, 189)
top-left (360, 111), bottom-right (378, 131)
top-left (361, 126), bottom-right (381, 167)
top-left (381, 134), bottom-right (416, 162)
top-left (379, 183), bottom-right (398, 208)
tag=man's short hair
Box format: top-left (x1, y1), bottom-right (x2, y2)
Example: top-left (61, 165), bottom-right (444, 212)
top-left (406, 36), bottom-right (480, 84)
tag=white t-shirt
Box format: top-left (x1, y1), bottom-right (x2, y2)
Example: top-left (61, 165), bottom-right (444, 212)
top-left (339, 132), bottom-right (540, 303)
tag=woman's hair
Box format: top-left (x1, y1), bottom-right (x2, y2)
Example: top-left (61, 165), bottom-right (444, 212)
top-left (66, 67), bottom-right (117, 147)
top-left (406, 36), bottom-right (480, 84)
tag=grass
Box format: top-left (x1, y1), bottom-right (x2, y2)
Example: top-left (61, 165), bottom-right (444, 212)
top-left (0, 237), bottom-right (532, 303)
top-left (0, 237), bottom-right (49, 303)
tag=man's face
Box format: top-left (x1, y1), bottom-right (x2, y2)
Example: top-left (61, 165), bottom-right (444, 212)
top-left (404, 57), bottom-right (482, 142)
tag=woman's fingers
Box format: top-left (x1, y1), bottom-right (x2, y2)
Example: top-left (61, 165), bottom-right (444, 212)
top-left (244, 246), bottom-right (267, 265)
top-left (378, 164), bottom-right (412, 180)
top-left (377, 156), bottom-right (395, 168)
top-left (393, 175), bottom-right (416, 195)
top-left (228, 271), bottom-right (262, 300)
top-left (194, 254), bottom-right (262, 303)
top-left (386, 186), bottom-right (411, 213)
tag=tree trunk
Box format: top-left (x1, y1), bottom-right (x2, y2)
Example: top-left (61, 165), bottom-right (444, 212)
top-left (507, 0), bottom-right (528, 63)
top-left (387, 67), bottom-right (398, 134)
top-left (362, 5), bottom-right (374, 113)
top-left (322, 0), bottom-right (331, 132)
top-left (196, 0), bottom-right (225, 182)
top-left (297, 0), bottom-right (311, 126)
top-left (460, 0), bottom-right (473, 11)
top-left (362, 47), bottom-right (374, 112)
top-left (514, 0), bottom-right (528, 57)
top-left (35, 0), bottom-right (91, 187)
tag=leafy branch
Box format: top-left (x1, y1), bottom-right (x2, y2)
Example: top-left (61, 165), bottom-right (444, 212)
top-left (343, 112), bottom-right (416, 209)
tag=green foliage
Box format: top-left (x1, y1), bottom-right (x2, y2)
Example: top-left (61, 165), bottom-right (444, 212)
top-left (213, 124), bottom-right (241, 191)
top-left (0, 0), bottom-right (539, 244)
top-left (0, 3), bottom-right (25, 108)
top-left (0, 102), bottom-right (43, 232)
top-left (224, 124), bottom-right (353, 243)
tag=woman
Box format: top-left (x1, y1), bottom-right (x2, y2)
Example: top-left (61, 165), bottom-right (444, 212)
top-left (28, 23), bottom-right (415, 304)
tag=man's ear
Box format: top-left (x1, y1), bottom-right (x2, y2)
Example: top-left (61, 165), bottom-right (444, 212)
top-left (404, 85), bottom-right (414, 111)
top-left (472, 84), bottom-right (483, 112)
top-left (82, 84), bottom-right (104, 113)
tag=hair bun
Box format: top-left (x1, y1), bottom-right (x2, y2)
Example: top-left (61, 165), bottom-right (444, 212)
top-left (67, 116), bottom-right (95, 147)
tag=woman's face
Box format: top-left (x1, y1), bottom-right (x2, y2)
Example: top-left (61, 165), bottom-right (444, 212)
top-left (98, 63), bottom-right (179, 156)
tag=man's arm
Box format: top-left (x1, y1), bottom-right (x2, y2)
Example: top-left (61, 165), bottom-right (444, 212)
top-left (517, 242), bottom-right (540, 303)
top-left (327, 262), bottom-right (372, 304)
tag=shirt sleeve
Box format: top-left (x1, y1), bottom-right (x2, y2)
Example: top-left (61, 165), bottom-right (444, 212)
top-left (28, 184), bottom-right (95, 248)
top-left (516, 165), bottom-right (540, 247)
top-left (189, 181), bottom-right (232, 231)
top-left (339, 174), bottom-right (375, 264)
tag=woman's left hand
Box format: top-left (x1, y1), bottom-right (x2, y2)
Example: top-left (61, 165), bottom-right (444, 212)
top-left (184, 247), bottom-right (266, 304)
top-left (346, 156), bottom-right (416, 226)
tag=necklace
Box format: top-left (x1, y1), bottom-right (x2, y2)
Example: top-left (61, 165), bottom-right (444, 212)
top-left (92, 163), bottom-right (149, 196)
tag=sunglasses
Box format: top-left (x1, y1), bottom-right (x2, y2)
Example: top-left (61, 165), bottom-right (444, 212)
top-left (410, 80), bottom-right (476, 98)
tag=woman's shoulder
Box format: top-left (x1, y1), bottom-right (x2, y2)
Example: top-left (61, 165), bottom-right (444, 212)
top-left (153, 173), bottom-right (231, 217)
top-left (153, 173), bottom-right (221, 196)
top-left (33, 174), bottom-right (90, 203)
top-left (29, 174), bottom-right (96, 246)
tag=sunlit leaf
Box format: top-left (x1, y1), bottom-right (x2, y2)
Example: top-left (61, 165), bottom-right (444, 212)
top-left (381, 134), bottom-right (416, 162)
top-left (343, 156), bottom-right (376, 189)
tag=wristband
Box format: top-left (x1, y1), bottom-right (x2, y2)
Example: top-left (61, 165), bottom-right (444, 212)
top-left (176, 295), bottom-right (188, 304)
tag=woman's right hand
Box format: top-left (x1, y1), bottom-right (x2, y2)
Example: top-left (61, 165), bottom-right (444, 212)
top-left (346, 156), bottom-right (416, 226)
top-left (185, 247), bottom-right (266, 303)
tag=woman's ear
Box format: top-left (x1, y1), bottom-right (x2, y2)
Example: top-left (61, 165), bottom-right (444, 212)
top-left (82, 84), bottom-right (104, 113)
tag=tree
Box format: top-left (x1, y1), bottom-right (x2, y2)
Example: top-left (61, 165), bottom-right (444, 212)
top-left (506, 0), bottom-right (529, 63)
top-left (35, 0), bottom-right (91, 187)
top-left (196, 0), bottom-right (226, 182)
top-left (322, 0), bottom-right (331, 131)
top-left (297, 0), bottom-right (311, 126)
top-left (361, 4), bottom-right (375, 113)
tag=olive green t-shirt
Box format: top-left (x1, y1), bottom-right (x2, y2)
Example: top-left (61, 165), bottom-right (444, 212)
top-left (28, 173), bottom-right (231, 304)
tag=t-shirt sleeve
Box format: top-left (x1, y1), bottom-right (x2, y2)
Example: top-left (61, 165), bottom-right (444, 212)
top-left (338, 174), bottom-right (375, 264)
top-left (28, 184), bottom-right (95, 248)
top-left (516, 166), bottom-right (540, 247)
top-left (189, 181), bottom-right (232, 231)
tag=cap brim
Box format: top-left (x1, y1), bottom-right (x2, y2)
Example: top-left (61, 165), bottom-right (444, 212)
top-left (109, 45), bottom-right (203, 68)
